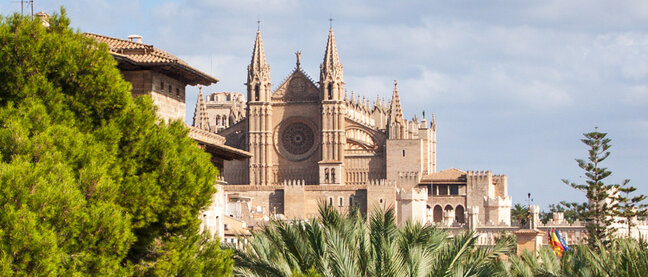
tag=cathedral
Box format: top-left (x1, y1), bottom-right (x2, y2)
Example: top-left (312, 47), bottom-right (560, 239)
top-left (193, 27), bottom-right (512, 229)
top-left (84, 20), bottom-right (647, 246)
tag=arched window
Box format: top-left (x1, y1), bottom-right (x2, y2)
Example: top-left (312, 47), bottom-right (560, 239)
top-left (455, 205), bottom-right (465, 223)
top-left (444, 205), bottom-right (454, 212)
top-left (433, 205), bottom-right (443, 222)
top-left (339, 197), bottom-right (343, 207)
top-left (222, 116), bottom-right (227, 126)
top-left (328, 84), bottom-right (333, 99)
top-left (331, 168), bottom-right (336, 183)
top-left (254, 84), bottom-right (260, 101)
top-left (328, 197), bottom-right (333, 207)
top-left (324, 169), bottom-right (329, 183)
top-left (215, 115), bottom-right (221, 126)
top-left (349, 196), bottom-right (354, 207)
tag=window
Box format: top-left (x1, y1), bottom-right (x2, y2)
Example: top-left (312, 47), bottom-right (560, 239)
top-left (339, 197), bottom-right (343, 207)
top-left (324, 169), bottom-right (330, 183)
top-left (329, 197), bottom-right (333, 207)
top-left (439, 185), bottom-right (448, 196)
top-left (168, 84), bottom-right (172, 93)
top-left (176, 88), bottom-right (180, 96)
top-left (402, 150), bottom-right (405, 157)
top-left (450, 185), bottom-right (459, 195)
top-left (327, 84), bottom-right (333, 99)
top-left (331, 168), bottom-right (336, 183)
top-left (160, 81), bottom-right (164, 91)
top-left (379, 198), bottom-right (384, 204)
top-left (349, 196), bottom-right (354, 207)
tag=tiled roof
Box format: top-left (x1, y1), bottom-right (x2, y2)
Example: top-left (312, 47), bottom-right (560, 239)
top-left (421, 168), bottom-right (467, 182)
top-left (85, 33), bottom-right (218, 85)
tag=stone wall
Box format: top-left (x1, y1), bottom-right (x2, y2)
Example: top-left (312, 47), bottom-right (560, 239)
top-left (386, 139), bottom-right (422, 188)
top-left (366, 179), bottom-right (397, 213)
top-left (121, 70), bottom-right (152, 97)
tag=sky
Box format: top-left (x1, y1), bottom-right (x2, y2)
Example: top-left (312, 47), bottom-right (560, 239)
top-left (4, 0), bottom-right (647, 209)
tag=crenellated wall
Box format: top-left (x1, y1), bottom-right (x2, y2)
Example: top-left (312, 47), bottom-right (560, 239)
top-left (366, 179), bottom-right (398, 212)
top-left (283, 180), bottom-right (305, 219)
top-left (484, 195), bottom-right (512, 226)
top-left (397, 187), bottom-right (428, 225)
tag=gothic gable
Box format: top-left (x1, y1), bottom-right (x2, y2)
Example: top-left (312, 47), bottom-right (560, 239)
top-left (272, 69), bottom-right (320, 103)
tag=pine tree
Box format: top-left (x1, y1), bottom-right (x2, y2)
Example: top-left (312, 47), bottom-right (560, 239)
top-left (614, 180), bottom-right (648, 238)
top-left (0, 9), bottom-right (232, 275)
top-left (562, 129), bottom-right (618, 245)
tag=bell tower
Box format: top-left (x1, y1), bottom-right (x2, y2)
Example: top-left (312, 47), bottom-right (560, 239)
top-left (318, 28), bottom-right (346, 185)
top-left (246, 29), bottom-right (273, 185)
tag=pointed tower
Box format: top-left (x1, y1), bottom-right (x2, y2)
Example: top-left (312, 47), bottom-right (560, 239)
top-left (246, 29), bottom-right (273, 185)
top-left (387, 80), bottom-right (405, 139)
top-left (192, 86), bottom-right (210, 131)
top-left (318, 27), bottom-right (346, 185)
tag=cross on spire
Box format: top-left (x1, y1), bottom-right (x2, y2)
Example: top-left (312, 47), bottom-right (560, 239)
top-left (329, 17), bottom-right (333, 29)
top-left (257, 17), bottom-right (261, 31)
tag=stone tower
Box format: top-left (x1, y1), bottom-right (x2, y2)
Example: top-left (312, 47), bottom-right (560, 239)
top-left (246, 30), bottom-right (273, 185)
top-left (318, 28), bottom-right (346, 185)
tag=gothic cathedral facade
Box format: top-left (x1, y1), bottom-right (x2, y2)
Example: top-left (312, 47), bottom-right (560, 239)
top-left (210, 28), bottom-right (511, 228)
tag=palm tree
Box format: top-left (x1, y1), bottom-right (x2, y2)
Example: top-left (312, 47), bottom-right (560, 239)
top-left (230, 204), bottom-right (510, 277)
top-left (510, 204), bottom-right (529, 226)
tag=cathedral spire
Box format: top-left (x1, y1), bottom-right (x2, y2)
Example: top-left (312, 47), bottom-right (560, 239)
top-left (192, 86), bottom-right (210, 131)
top-left (247, 29), bottom-right (271, 102)
top-left (388, 80), bottom-right (404, 123)
top-left (249, 30), bottom-right (269, 80)
top-left (321, 28), bottom-right (341, 77)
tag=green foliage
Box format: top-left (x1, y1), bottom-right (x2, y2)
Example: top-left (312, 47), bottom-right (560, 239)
top-left (613, 180), bottom-right (648, 237)
top-left (540, 201), bottom-right (588, 224)
top-left (493, 237), bottom-right (648, 277)
top-left (0, 10), bottom-right (232, 275)
top-left (511, 203), bottom-right (529, 226)
top-left (232, 204), bottom-right (511, 277)
top-left (562, 130), bottom-right (619, 245)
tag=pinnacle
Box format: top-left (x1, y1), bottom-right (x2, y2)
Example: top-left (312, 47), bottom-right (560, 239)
top-left (250, 30), bottom-right (269, 75)
top-left (321, 28), bottom-right (342, 78)
top-left (192, 86), bottom-right (210, 131)
top-left (388, 80), bottom-right (404, 122)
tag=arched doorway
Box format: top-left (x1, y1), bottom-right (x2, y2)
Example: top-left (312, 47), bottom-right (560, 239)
top-left (455, 205), bottom-right (465, 223)
top-left (433, 205), bottom-right (443, 222)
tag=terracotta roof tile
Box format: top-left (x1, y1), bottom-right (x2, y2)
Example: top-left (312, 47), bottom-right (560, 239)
top-left (422, 168), bottom-right (467, 182)
top-left (84, 33), bottom-right (217, 85)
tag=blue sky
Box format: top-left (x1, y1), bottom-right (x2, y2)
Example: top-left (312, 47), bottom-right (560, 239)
top-left (6, 0), bottom-right (647, 209)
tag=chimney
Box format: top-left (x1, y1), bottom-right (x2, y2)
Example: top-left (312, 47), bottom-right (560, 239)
top-left (127, 34), bottom-right (142, 43)
top-left (35, 12), bottom-right (50, 28)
